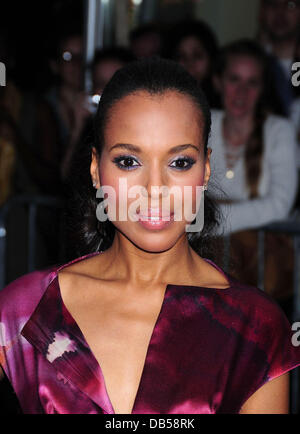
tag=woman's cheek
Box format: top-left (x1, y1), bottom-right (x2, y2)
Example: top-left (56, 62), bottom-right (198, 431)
top-left (223, 84), bottom-right (236, 104)
top-left (99, 163), bottom-right (204, 224)
top-left (98, 166), bottom-right (120, 218)
top-left (99, 169), bottom-right (141, 220)
top-left (171, 174), bottom-right (204, 221)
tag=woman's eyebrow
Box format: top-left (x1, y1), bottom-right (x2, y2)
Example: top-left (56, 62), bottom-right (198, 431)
top-left (109, 143), bottom-right (200, 153)
top-left (109, 143), bottom-right (141, 153)
top-left (167, 144), bottom-right (200, 154)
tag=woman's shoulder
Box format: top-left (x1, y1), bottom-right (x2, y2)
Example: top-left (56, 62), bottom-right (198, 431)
top-left (0, 267), bottom-right (57, 322)
top-left (210, 109), bottom-right (224, 124)
top-left (263, 115), bottom-right (297, 159)
top-left (221, 275), bottom-right (300, 397)
top-left (205, 261), bottom-right (292, 333)
top-left (264, 113), bottom-right (296, 134)
top-left (228, 281), bottom-right (293, 343)
top-left (0, 251), bottom-right (102, 313)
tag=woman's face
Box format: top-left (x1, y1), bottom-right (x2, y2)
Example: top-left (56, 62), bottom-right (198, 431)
top-left (91, 90), bottom-right (211, 253)
top-left (176, 36), bottom-right (211, 83)
top-left (219, 55), bottom-right (264, 119)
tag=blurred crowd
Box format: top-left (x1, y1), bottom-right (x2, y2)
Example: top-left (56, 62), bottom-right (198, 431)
top-left (0, 0), bottom-right (300, 311)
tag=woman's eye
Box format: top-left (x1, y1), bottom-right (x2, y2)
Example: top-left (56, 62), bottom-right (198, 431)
top-left (113, 156), bottom-right (196, 171)
top-left (113, 156), bottom-right (140, 170)
top-left (169, 157), bottom-right (196, 170)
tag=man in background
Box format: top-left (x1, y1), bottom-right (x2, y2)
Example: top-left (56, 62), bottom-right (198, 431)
top-left (259, 0), bottom-right (300, 114)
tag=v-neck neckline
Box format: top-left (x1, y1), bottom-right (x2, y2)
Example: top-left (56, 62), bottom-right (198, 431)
top-left (53, 251), bottom-right (234, 414)
top-left (22, 251), bottom-right (235, 414)
top-left (54, 271), bottom-right (172, 414)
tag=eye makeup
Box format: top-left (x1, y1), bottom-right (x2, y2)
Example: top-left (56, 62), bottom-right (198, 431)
top-left (112, 155), bottom-right (141, 170)
top-left (169, 156), bottom-right (197, 171)
top-left (112, 155), bottom-right (197, 171)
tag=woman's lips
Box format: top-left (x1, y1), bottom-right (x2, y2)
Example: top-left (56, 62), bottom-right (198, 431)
top-left (135, 210), bottom-right (175, 230)
top-left (136, 208), bottom-right (174, 218)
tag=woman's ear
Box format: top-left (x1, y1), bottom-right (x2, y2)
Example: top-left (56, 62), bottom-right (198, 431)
top-left (204, 148), bottom-right (212, 188)
top-left (90, 147), bottom-right (100, 189)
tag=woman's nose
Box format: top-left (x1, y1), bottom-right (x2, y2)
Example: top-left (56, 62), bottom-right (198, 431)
top-left (236, 83), bottom-right (249, 97)
top-left (142, 168), bottom-right (168, 200)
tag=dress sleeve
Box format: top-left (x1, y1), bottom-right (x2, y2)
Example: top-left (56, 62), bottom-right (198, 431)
top-left (239, 295), bottom-right (300, 410)
top-left (263, 307), bottom-right (300, 381)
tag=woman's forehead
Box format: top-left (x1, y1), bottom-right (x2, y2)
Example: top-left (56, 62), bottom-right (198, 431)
top-left (225, 54), bottom-right (263, 71)
top-left (106, 90), bottom-right (204, 131)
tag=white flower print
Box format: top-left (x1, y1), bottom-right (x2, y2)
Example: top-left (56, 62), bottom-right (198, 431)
top-left (46, 331), bottom-right (77, 363)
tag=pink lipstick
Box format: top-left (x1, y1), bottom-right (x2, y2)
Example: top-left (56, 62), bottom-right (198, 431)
top-left (135, 209), bottom-right (175, 230)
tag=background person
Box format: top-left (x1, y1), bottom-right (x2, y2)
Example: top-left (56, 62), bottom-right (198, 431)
top-left (258, 0), bottom-right (300, 115)
top-left (129, 23), bottom-right (163, 59)
top-left (210, 39), bottom-right (298, 303)
top-left (165, 19), bottom-right (220, 108)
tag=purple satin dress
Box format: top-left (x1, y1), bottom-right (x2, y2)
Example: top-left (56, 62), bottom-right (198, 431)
top-left (1, 251), bottom-right (300, 414)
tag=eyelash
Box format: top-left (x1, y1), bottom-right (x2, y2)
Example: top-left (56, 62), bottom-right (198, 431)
top-left (112, 155), bottom-right (196, 171)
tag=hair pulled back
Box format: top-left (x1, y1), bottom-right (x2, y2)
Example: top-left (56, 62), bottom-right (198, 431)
top-left (66, 57), bottom-right (221, 261)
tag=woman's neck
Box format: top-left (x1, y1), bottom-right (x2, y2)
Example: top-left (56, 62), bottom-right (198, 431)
top-left (101, 233), bottom-right (204, 289)
top-left (223, 113), bottom-right (254, 146)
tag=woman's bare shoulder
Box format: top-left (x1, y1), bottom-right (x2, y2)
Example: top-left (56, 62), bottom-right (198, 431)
top-left (184, 251), bottom-right (230, 290)
top-left (57, 251), bottom-right (114, 299)
top-left (195, 260), bottom-right (231, 290)
top-left (59, 251), bottom-right (111, 279)
top-left (58, 251), bottom-right (230, 291)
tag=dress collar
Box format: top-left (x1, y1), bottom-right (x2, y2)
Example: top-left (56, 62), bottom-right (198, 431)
top-left (21, 252), bottom-right (117, 413)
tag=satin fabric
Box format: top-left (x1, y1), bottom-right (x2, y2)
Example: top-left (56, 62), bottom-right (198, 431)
top-left (1, 251), bottom-right (300, 414)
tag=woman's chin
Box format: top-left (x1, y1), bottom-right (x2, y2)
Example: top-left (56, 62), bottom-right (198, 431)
top-left (119, 229), bottom-right (181, 254)
top-left (133, 241), bottom-right (177, 254)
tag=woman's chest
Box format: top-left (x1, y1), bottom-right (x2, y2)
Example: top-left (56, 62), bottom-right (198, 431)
top-left (61, 287), bottom-right (168, 414)
top-left (210, 144), bottom-right (270, 199)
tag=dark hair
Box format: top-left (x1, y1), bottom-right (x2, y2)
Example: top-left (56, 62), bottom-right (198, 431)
top-left (165, 19), bottom-right (218, 62)
top-left (46, 25), bottom-right (82, 62)
top-left (164, 19), bottom-right (219, 107)
top-left (215, 39), bottom-right (285, 198)
top-left (129, 23), bottom-right (162, 44)
top-left (92, 47), bottom-right (137, 71)
top-left (66, 57), bottom-right (221, 262)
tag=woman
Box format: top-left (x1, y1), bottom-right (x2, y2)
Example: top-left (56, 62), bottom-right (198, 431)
top-left (43, 30), bottom-right (92, 183)
top-left (210, 39), bottom-right (298, 235)
top-left (0, 58), bottom-right (299, 414)
top-left (165, 19), bottom-right (220, 108)
top-left (210, 39), bottom-right (298, 300)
